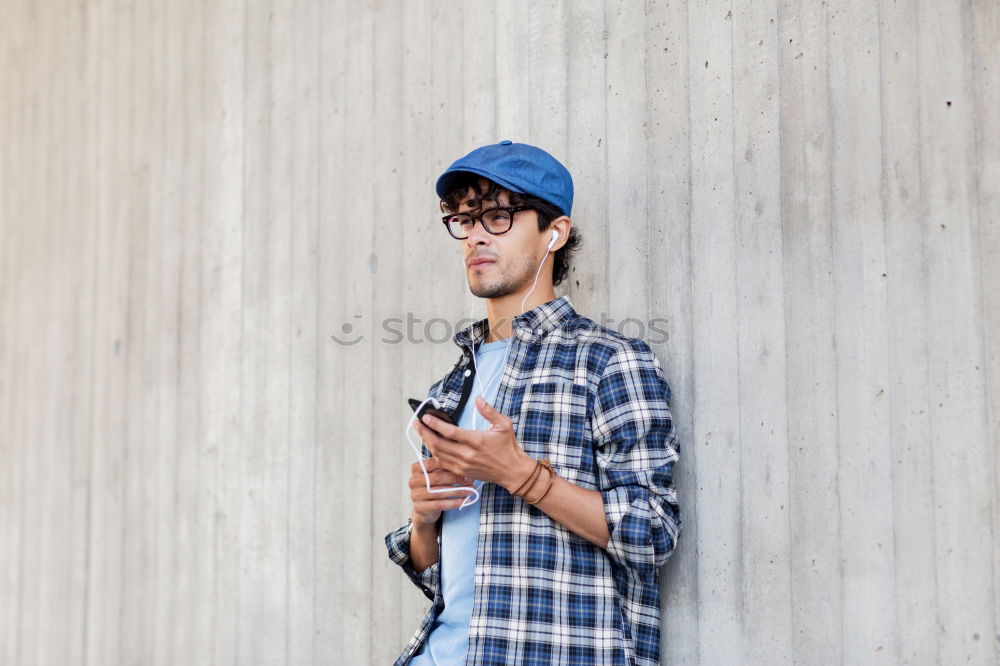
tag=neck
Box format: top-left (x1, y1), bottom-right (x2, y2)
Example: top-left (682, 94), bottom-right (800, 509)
top-left (483, 285), bottom-right (557, 343)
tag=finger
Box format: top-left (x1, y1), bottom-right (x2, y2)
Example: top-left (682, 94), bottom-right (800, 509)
top-left (409, 468), bottom-right (469, 488)
top-left (413, 486), bottom-right (476, 502)
top-left (414, 487), bottom-right (476, 504)
top-left (428, 469), bottom-right (472, 486)
top-left (415, 420), bottom-right (445, 446)
top-left (418, 422), bottom-right (460, 456)
top-left (410, 457), bottom-right (437, 479)
top-left (414, 497), bottom-right (468, 513)
top-left (474, 396), bottom-right (510, 430)
top-left (420, 413), bottom-right (462, 441)
top-left (409, 473), bottom-right (442, 489)
top-left (411, 457), bottom-right (436, 475)
top-left (428, 445), bottom-right (470, 471)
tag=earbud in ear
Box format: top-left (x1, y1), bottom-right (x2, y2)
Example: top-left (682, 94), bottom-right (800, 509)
top-left (547, 229), bottom-right (559, 251)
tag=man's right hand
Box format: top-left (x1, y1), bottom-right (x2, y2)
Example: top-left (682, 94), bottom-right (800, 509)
top-left (409, 457), bottom-right (476, 526)
top-left (407, 457), bottom-right (475, 574)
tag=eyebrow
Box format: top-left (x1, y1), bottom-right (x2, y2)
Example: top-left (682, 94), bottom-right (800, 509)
top-left (457, 203), bottom-right (509, 214)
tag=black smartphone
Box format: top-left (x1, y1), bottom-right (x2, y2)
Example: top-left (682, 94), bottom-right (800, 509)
top-left (408, 398), bottom-right (456, 427)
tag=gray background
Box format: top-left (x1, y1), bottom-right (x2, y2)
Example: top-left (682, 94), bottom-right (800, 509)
top-left (1, 0), bottom-right (997, 664)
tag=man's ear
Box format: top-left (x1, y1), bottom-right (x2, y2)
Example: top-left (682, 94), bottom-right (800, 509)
top-left (550, 216), bottom-right (571, 251)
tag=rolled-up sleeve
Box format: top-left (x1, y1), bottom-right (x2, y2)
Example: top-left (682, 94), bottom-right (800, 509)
top-left (385, 519), bottom-right (440, 602)
top-left (593, 340), bottom-right (682, 583)
top-left (385, 377), bottom-right (450, 603)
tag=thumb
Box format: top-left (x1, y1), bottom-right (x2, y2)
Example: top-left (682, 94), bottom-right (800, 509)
top-left (475, 396), bottom-right (508, 429)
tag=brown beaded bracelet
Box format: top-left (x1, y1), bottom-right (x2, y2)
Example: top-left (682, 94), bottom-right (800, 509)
top-left (524, 459), bottom-right (556, 505)
top-left (511, 458), bottom-right (542, 497)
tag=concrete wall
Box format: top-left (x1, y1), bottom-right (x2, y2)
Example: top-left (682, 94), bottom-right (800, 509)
top-left (1, 0), bottom-right (997, 664)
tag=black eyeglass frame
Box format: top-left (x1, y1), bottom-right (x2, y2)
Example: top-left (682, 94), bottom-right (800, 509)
top-left (441, 205), bottom-right (535, 240)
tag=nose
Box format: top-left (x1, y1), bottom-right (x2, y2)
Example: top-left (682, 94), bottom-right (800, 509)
top-left (465, 218), bottom-right (493, 247)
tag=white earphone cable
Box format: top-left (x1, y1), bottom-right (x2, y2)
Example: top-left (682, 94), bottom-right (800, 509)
top-left (405, 396), bottom-right (481, 508)
top-left (406, 229), bottom-right (558, 510)
top-left (469, 231), bottom-right (555, 430)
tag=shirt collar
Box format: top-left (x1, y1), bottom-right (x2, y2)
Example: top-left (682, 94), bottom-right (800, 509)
top-left (452, 295), bottom-right (577, 352)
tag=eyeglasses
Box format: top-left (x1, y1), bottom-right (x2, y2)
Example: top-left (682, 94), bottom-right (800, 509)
top-left (441, 206), bottom-right (534, 240)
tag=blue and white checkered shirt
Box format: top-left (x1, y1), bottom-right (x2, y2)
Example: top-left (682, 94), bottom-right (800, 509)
top-left (386, 296), bottom-right (682, 665)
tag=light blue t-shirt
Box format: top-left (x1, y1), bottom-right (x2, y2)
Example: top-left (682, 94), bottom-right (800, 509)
top-left (410, 337), bottom-right (510, 665)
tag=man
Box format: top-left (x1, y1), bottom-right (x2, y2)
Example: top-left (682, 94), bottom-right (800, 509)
top-left (386, 140), bottom-right (681, 665)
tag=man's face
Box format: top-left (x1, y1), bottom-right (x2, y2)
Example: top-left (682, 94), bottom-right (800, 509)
top-left (457, 187), bottom-right (546, 300)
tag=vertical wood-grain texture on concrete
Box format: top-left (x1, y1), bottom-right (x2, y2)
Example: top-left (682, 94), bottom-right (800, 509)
top-left (1, 1), bottom-right (997, 664)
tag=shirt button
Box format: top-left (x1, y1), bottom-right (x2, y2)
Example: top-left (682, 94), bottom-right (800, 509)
top-left (464, 369), bottom-right (472, 377)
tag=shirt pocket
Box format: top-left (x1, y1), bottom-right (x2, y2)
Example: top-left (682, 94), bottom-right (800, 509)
top-left (517, 381), bottom-right (592, 480)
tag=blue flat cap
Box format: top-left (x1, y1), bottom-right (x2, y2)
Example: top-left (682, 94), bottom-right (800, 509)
top-left (435, 140), bottom-right (574, 217)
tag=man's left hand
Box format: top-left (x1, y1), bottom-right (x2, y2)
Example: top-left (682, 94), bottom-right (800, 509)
top-left (414, 396), bottom-right (534, 492)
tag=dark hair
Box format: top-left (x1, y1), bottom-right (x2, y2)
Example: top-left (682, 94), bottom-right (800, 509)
top-left (439, 175), bottom-right (582, 286)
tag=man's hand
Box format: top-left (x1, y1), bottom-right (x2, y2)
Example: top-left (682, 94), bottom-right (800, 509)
top-left (414, 396), bottom-right (535, 492)
top-left (415, 395), bottom-right (612, 550)
top-left (408, 457), bottom-right (476, 526)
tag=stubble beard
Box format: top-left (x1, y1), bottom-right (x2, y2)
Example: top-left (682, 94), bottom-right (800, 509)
top-left (468, 253), bottom-right (536, 300)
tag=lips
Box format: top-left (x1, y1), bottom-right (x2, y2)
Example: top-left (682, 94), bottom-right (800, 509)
top-left (468, 258), bottom-right (496, 268)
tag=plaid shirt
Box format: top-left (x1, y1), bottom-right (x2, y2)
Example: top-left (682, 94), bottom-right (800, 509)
top-left (386, 296), bottom-right (681, 665)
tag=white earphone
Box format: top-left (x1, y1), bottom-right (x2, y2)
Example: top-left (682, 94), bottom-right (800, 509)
top-left (548, 229), bottom-right (558, 251)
